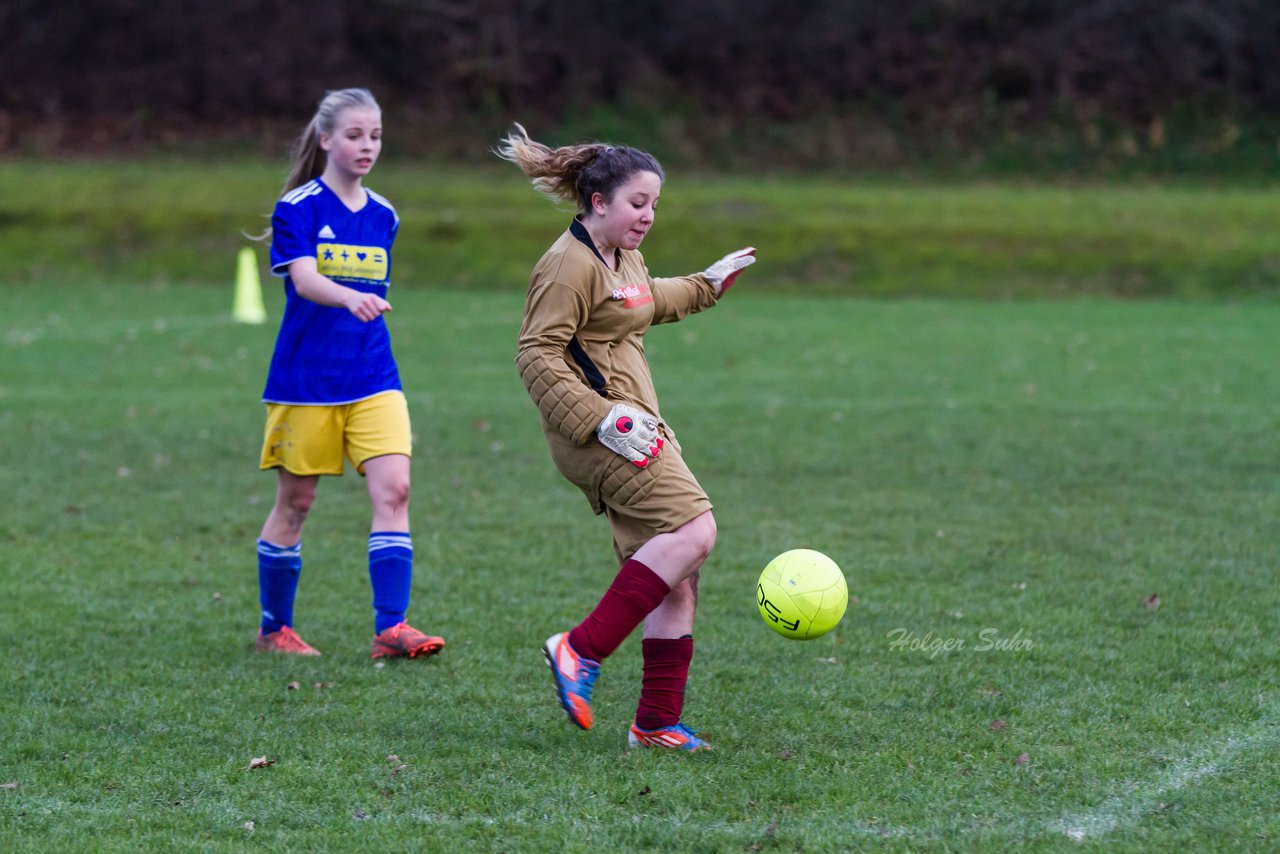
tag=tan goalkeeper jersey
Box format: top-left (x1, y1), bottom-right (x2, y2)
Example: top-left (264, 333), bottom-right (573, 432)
top-left (516, 220), bottom-right (719, 446)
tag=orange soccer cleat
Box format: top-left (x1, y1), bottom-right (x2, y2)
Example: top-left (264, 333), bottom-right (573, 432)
top-left (255, 626), bottom-right (322, 656)
top-left (371, 622), bottom-right (446, 660)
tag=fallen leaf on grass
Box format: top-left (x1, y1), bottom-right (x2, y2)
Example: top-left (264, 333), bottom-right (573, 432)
top-left (353, 808), bottom-right (369, 820)
top-left (248, 756), bottom-right (275, 770)
top-left (313, 681), bottom-right (333, 689)
top-left (990, 719), bottom-right (1006, 731)
top-left (286, 681), bottom-right (301, 691)
top-left (1143, 593), bottom-right (1161, 610)
top-left (1015, 753), bottom-right (1030, 766)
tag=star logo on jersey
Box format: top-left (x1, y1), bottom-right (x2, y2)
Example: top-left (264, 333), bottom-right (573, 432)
top-left (318, 225), bottom-right (336, 239)
top-left (316, 243), bottom-right (388, 281)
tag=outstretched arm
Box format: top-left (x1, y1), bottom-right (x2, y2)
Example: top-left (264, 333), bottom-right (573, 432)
top-left (650, 247), bottom-right (758, 323)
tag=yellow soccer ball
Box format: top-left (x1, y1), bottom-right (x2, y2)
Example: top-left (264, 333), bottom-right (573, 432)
top-left (756, 549), bottom-right (848, 640)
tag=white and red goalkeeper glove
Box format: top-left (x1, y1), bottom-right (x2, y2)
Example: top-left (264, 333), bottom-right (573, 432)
top-left (703, 247), bottom-right (757, 296)
top-left (598, 403), bottom-right (663, 468)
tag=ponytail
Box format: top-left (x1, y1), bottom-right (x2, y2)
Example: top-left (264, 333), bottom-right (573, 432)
top-left (495, 123), bottom-right (664, 214)
top-left (281, 115), bottom-right (328, 195)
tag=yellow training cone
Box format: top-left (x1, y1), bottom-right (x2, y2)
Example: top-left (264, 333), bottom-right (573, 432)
top-left (233, 246), bottom-right (267, 324)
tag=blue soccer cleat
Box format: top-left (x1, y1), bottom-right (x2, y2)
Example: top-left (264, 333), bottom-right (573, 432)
top-left (543, 632), bottom-right (600, 730)
top-left (627, 720), bottom-right (713, 752)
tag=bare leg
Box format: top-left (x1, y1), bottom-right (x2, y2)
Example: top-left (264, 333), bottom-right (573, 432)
top-left (632, 511), bottom-right (716, 639)
top-left (260, 469), bottom-right (320, 545)
top-left (363, 454), bottom-right (411, 533)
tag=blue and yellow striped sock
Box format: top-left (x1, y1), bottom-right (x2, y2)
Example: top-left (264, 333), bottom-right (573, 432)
top-left (369, 532), bottom-right (413, 634)
top-left (257, 539), bottom-right (302, 634)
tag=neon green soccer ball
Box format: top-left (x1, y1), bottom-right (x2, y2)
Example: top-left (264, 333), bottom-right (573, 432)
top-left (756, 549), bottom-right (848, 640)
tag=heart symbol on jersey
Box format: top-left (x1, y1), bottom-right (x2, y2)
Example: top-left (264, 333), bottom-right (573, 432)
top-left (356, 252), bottom-right (368, 261)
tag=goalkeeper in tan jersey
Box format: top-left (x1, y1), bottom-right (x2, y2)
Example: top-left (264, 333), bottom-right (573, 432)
top-left (496, 124), bottom-right (755, 751)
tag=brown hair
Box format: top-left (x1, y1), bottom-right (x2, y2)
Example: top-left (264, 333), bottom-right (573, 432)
top-left (495, 123), bottom-right (664, 214)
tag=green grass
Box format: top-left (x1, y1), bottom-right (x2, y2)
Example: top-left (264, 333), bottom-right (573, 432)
top-left (2, 271), bottom-right (1278, 850)
top-left (3, 158), bottom-right (1280, 298)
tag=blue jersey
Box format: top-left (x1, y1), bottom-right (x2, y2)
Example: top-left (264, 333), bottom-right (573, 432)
top-left (263, 179), bottom-right (402, 404)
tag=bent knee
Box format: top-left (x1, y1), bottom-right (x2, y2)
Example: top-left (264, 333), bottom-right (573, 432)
top-left (682, 512), bottom-right (717, 562)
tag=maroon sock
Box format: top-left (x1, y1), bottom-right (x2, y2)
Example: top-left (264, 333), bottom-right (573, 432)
top-left (568, 559), bottom-right (670, 662)
top-left (634, 636), bottom-right (694, 730)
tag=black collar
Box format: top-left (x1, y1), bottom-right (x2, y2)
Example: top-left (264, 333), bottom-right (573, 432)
top-left (570, 218), bottom-right (611, 267)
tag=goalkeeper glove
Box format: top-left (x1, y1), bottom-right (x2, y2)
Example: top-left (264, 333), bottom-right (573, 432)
top-left (703, 247), bottom-right (757, 296)
top-left (598, 403), bottom-right (663, 468)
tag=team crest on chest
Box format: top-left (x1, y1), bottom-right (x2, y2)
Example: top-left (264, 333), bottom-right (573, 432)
top-left (317, 243), bottom-right (388, 281)
top-left (611, 282), bottom-right (653, 308)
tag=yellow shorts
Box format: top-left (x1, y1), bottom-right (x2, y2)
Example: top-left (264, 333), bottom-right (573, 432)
top-left (259, 391), bottom-right (412, 476)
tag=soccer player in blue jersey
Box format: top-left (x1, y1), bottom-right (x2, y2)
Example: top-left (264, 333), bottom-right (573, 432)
top-left (253, 88), bottom-right (444, 660)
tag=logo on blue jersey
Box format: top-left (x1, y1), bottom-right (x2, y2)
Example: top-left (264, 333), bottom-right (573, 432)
top-left (317, 243), bottom-right (388, 281)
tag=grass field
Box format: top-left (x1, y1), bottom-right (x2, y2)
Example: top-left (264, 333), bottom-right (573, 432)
top-left (2, 163), bottom-right (1279, 851)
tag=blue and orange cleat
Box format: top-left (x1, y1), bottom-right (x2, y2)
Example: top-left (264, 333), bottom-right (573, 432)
top-left (371, 622), bottom-right (445, 659)
top-left (543, 632), bottom-right (600, 730)
top-left (627, 720), bottom-right (712, 752)
top-left (255, 626), bottom-right (322, 656)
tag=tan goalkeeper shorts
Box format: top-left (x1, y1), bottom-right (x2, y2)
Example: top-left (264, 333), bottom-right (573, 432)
top-left (259, 390), bottom-right (412, 476)
top-left (544, 423), bottom-right (713, 562)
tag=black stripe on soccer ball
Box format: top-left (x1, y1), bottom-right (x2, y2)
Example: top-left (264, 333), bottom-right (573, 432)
top-left (757, 584), bottom-right (800, 631)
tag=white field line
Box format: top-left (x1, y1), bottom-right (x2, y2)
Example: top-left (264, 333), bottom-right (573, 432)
top-left (833, 715), bottom-right (1280, 845)
top-left (1050, 717), bottom-right (1279, 842)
